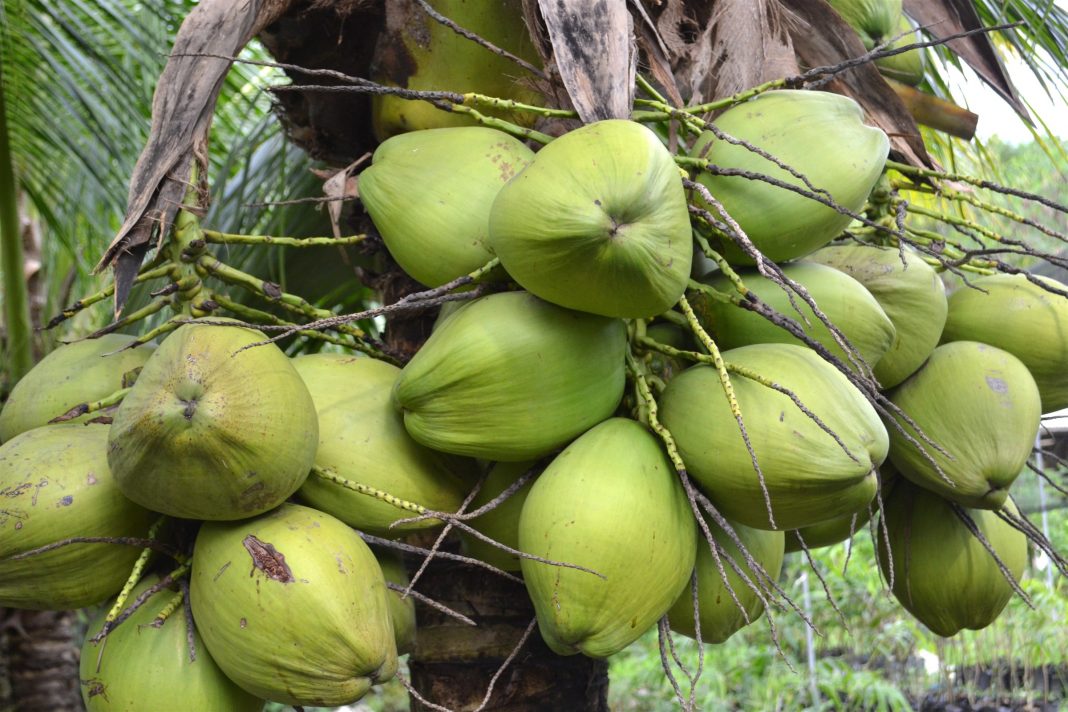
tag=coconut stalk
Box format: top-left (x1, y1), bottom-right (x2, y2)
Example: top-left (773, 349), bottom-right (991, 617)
top-left (0, 63), bottom-right (33, 385)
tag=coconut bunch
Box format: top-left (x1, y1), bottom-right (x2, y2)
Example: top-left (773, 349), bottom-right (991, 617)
top-left (8, 8), bottom-right (1068, 708)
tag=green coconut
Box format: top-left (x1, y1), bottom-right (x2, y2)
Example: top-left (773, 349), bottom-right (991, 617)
top-left (660, 344), bottom-right (888, 531)
top-left (784, 465), bottom-right (899, 553)
top-left (827, 0), bottom-right (902, 48)
top-left (0, 424), bottom-right (155, 609)
top-left (393, 291), bottom-right (626, 461)
top-left (371, 0), bottom-right (543, 139)
top-left (0, 334), bottom-right (154, 443)
top-left (293, 353), bottom-right (473, 536)
top-left (667, 519), bottom-right (784, 643)
top-left (359, 127), bottom-right (534, 287)
top-left (804, 243), bottom-right (947, 388)
top-left (191, 503), bottom-right (397, 706)
top-left (691, 262), bottom-right (895, 372)
top-left (692, 90), bottom-right (889, 264)
top-left (875, 15), bottom-right (926, 86)
top-left (489, 119), bottom-right (693, 318)
top-left (375, 550), bottom-right (417, 656)
top-left (80, 575), bottom-right (263, 712)
top-left (460, 460), bottom-right (538, 571)
top-left (886, 341), bottom-right (1040, 509)
top-left (107, 321), bottom-right (318, 521)
top-left (878, 481), bottom-right (1027, 637)
top-left (519, 418), bottom-right (697, 658)
top-left (941, 273), bottom-right (1068, 413)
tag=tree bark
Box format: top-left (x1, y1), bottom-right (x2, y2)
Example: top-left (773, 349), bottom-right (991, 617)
top-left (407, 556), bottom-right (609, 711)
top-left (1, 610), bottom-right (81, 712)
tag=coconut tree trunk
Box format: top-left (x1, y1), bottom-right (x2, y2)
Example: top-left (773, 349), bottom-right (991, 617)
top-left (0, 609), bottom-right (81, 712)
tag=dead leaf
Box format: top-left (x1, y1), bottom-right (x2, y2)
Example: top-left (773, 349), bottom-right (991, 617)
top-left (537, 0), bottom-right (636, 122)
top-left (95, 0), bottom-right (295, 314)
top-left (318, 154), bottom-right (370, 238)
top-left (703, 0), bottom-right (799, 102)
top-left (782, 0), bottom-right (934, 169)
top-left (903, 0), bottom-right (1028, 119)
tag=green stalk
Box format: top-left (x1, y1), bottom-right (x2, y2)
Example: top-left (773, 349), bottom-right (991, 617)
top-left (0, 63), bottom-right (33, 383)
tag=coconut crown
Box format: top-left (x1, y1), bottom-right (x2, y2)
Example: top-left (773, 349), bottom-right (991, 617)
top-left (489, 119), bottom-right (693, 318)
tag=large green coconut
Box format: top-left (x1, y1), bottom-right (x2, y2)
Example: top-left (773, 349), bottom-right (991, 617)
top-left (107, 321), bottom-right (318, 521)
top-left (371, 0), bottom-right (543, 139)
top-left (358, 127), bottom-right (533, 287)
top-left (460, 460), bottom-right (538, 571)
top-left (660, 344), bottom-right (888, 531)
top-left (878, 481), bottom-right (1027, 637)
top-left (941, 273), bottom-right (1068, 413)
top-left (886, 341), bottom-right (1040, 509)
top-left (293, 354), bottom-right (473, 536)
top-left (80, 575), bottom-right (263, 712)
top-left (393, 291), bottom-right (626, 461)
top-left (0, 334), bottom-right (154, 443)
top-left (667, 518), bottom-right (784, 643)
top-left (190, 503), bottom-right (397, 706)
top-left (0, 424), bottom-right (155, 609)
top-left (827, 0), bottom-right (902, 49)
top-left (875, 15), bottom-right (926, 86)
top-left (489, 120), bottom-right (693, 318)
top-left (804, 243), bottom-right (947, 388)
top-left (692, 90), bottom-right (889, 264)
top-left (518, 418), bottom-right (697, 658)
top-left (375, 550), bottom-right (417, 656)
top-left (691, 262), bottom-right (895, 373)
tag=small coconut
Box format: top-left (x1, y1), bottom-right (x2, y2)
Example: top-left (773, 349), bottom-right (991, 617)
top-left (668, 518), bottom-right (784, 644)
top-left (661, 343), bottom-right (888, 531)
top-left (886, 341), bottom-right (1040, 509)
top-left (393, 291), bottom-right (626, 461)
top-left (0, 334), bottom-right (154, 442)
top-left (691, 262), bottom-right (895, 372)
top-left (80, 575), bottom-right (263, 712)
top-left (941, 273), bottom-right (1068, 413)
top-left (293, 354), bottom-right (474, 536)
top-left (519, 418), bottom-right (697, 658)
top-left (0, 424), bottom-right (155, 610)
top-left (190, 503), bottom-right (397, 706)
top-left (374, 550), bottom-right (417, 656)
top-left (804, 243), bottom-right (947, 388)
top-left (827, 0), bottom-right (903, 48)
top-left (107, 321), bottom-right (318, 521)
top-left (784, 465), bottom-right (898, 553)
top-left (877, 480), bottom-right (1027, 637)
top-left (489, 120), bottom-right (692, 318)
top-left (358, 127), bottom-right (533, 287)
top-left (875, 15), bottom-right (926, 86)
top-left (692, 90), bottom-right (889, 264)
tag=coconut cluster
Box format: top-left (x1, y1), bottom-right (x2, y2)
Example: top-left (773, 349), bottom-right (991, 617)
top-left (2, 80), bottom-right (1066, 710)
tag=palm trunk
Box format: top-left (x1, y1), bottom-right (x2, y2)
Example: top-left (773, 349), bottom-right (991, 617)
top-left (0, 610), bottom-right (81, 712)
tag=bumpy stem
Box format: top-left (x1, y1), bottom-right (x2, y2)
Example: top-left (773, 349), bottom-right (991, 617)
top-left (49, 387), bottom-right (131, 423)
top-left (311, 465), bottom-right (429, 515)
top-left (201, 230), bottom-right (370, 247)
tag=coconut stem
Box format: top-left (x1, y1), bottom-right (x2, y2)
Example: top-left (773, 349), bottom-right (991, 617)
top-left (44, 264), bottom-right (172, 331)
top-left (201, 230), bottom-right (370, 247)
top-left (311, 465), bottom-right (429, 515)
top-left (48, 386), bottom-right (132, 424)
top-left (80, 297), bottom-right (170, 341)
top-left (887, 160), bottom-right (1068, 216)
top-left (357, 532), bottom-right (522, 584)
top-left (99, 517), bottom-right (166, 632)
top-left (384, 583), bottom-right (476, 627)
top-left (89, 562), bottom-right (192, 645)
top-left (678, 296), bottom-right (777, 530)
top-left (150, 590), bottom-right (185, 629)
